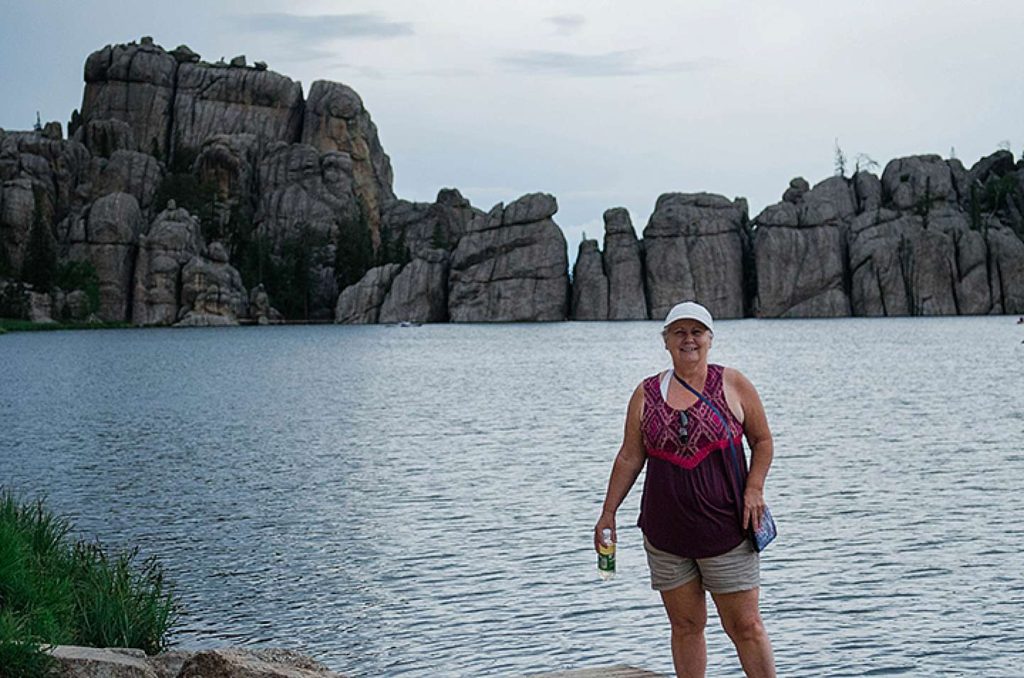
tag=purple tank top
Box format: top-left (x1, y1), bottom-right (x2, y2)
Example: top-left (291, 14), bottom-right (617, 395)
top-left (637, 364), bottom-right (748, 558)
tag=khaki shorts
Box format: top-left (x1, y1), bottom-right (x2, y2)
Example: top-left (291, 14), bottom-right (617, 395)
top-left (644, 536), bottom-right (760, 594)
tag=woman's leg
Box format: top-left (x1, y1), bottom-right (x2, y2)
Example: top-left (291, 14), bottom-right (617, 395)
top-left (710, 588), bottom-right (775, 678)
top-left (659, 577), bottom-right (708, 678)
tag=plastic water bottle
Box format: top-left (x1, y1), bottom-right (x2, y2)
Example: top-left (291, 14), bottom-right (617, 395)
top-left (598, 528), bottom-right (616, 581)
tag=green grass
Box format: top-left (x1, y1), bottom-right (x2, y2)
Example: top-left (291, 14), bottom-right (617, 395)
top-left (0, 490), bottom-right (178, 677)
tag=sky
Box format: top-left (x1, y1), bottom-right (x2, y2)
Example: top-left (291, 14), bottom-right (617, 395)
top-left (3, 0), bottom-right (1024, 254)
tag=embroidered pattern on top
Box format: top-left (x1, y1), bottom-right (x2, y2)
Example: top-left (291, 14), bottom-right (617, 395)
top-left (641, 365), bottom-right (742, 470)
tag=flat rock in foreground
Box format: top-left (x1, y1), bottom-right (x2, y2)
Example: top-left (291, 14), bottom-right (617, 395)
top-left (50, 646), bottom-right (348, 678)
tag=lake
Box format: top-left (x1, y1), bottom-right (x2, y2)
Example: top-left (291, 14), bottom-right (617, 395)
top-left (2, 318), bottom-right (1023, 676)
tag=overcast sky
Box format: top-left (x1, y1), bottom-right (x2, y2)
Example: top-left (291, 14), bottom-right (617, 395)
top-left (3, 0), bottom-right (1024, 253)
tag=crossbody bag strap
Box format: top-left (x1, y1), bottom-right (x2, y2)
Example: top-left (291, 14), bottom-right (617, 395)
top-left (671, 372), bottom-right (745, 485)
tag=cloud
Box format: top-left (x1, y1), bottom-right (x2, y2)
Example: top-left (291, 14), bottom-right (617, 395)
top-left (234, 12), bottom-right (414, 42)
top-left (546, 14), bottom-right (586, 35)
top-left (499, 49), bottom-right (718, 77)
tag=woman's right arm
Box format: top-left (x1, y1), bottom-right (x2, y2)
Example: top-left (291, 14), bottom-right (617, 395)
top-left (593, 384), bottom-right (648, 552)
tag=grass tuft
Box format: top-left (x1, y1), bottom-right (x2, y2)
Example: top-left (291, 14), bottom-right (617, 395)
top-left (0, 489), bottom-right (178, 677)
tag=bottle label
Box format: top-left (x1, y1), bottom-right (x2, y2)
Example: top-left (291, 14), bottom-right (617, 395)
top-left (598, 546), bottom-right (616, 572)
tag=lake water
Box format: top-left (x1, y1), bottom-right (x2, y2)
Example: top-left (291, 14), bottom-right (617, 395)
top-left (2, 318), bottom-right (1023, 677)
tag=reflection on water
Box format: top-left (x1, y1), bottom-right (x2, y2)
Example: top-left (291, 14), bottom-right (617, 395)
top-left (2, 318), bottom-right (1023, 676)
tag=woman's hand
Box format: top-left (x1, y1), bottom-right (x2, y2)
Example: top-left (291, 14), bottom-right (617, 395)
top-left (743, 486), bottom-right (767, 532)
top-left (594, 510), bottom-right (616, 552)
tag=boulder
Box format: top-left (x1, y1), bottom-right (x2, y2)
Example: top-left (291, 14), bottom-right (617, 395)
top-left (881, 155), bottom-right (958, 211)
top-left (335, 263), bottom-right (402, 323)
top-left (642, 192), bottom-right (747, 319)
top-left (27, 289), bottom-right (56, 323)
top-left (177, 648), bottom-right (343, 678)
top-left (50, 645), bottom-right (158, 678)
top-left (79, 40), bottom-right (178, 158)
top-left (302, 80), bottom-right (397, 247)
top-left (66, 289), bottom-right (92, 321)
top-left (378, 249), bottom-right (450, 323)
top-left (602, 207), bottom-right (647, 320)
top-left (447, 193), bottom-right (569, 322)
top-left (171, 62), bottom-right (304, 160)
top-left (67, 192), bottom-right (144, 321)
top-left (132, 206), bottom-right (205, 325)
top-left (571, 239), bottom-right (608, 320)
top-left (175, 244), bottom-right (248, 326)
top-left (248, 283), bottom-right (284, 325)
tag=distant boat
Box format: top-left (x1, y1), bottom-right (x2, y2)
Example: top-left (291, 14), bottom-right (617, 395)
top-left (398, 321), bottom-right (422, 327)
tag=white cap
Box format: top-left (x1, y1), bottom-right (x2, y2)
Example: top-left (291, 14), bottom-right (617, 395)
top-left (662, 301), bottom-right (714, 333)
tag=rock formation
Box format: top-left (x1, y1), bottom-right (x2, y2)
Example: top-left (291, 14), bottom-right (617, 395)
top-left (5, 37), bottom-right (1024, 327)
top-left (753, 151), bottom-right (1024, 317)
top-left (602, 208), bottom-right (648, 320)
top-left (571, 239), bottom-right (608, 320)
top-left (642, 193), bottom-right (748, 320)
top-left (447, 193), bottom-right (568, 322)
top-left (50, 645), bottom-right (347, 678)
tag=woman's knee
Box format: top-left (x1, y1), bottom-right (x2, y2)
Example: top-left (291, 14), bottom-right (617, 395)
top-left (721, 612), bottom-right (766, 642)
top-left (668, 611), bottom-right (707, 637)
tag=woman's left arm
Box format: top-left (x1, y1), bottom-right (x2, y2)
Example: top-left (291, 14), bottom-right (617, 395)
top-left (725, 368), bottom-right (774, 532)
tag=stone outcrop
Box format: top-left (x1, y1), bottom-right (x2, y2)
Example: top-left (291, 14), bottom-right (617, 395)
top-left (78, 39), bottom-right (178, 158)
top-left (571, 239), bottom-right (608, 320)
top-left (255, 142), bottom-right (361, 320)
top-left (381, 189), bottom-right (481, 260)
top-left (175, 241), bottom-right (248, 326)
top-left (755, 152), bottom-right (1024, 317)
top-left (302, 81), bottom-right (396, 246)
top-left (753, 176), bottom-right (853, 317)
top-left (9, 38), bottom-right (1024, 326)
top-left (49, 645), bottom-right (346, 678)
top-left (602, 208), bottom-right (647, 320)
top-left (132, 205), bottom-right (204, 325)
top-left (447, 193), bottom-right (568, 322)
top-left (378, 249), bottom-right (450, 323)
top-left (249, 283), bottom-right (285, 325)
top-left (92, 150), bottom-right (164, 211)
top-left (642, 193), bottom-right (747, 320)
top-left (171, 63), bottom-right (304, 160)
top-left (335, 263), bottom-right (402, 324)
top-left (67, 192), bottom-right (145, 321)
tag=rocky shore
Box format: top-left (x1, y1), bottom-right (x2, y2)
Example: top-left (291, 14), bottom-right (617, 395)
top-left (2, 37), bottom-right (1022, 326)
top-left (51, 645), bottom-right (347, 678)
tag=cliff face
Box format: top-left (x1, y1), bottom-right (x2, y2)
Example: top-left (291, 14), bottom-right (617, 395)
top-left (4, 37), bottom-right (1024, 325)
top-left (752, 153), bottom-right (1024, 317)
top-left (1, 37), bottom-right (399, 325)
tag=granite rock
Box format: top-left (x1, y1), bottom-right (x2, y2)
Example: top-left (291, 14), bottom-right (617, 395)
top-left (171, 62), bottom-right (304, 161)
top-left (571, 239), bottom-right (608, 320)
top-left (602, 207), bottom-right (647, 320)
top-left (79, 40), bottom-right (178, 158)
top-left (335, 263), bottom-right (402, 323)
top-left (132, 206), bottom-right (204, 325)
top-left (175, 243), bottom-right (248, 326)
top-left (67, 192), bottom-right (144, 321)
top-left (642, 192), bottom-right (747, 319)
top-left (378, 250), bottom-right (450, 323)
top-left (302, 80), bottom-right (397, 248)
top-left (448, 193), bottom-right (569, 322)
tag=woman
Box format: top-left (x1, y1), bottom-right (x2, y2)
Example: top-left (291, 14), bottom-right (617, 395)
top-left (594, 301), bottom-right (776, 678)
